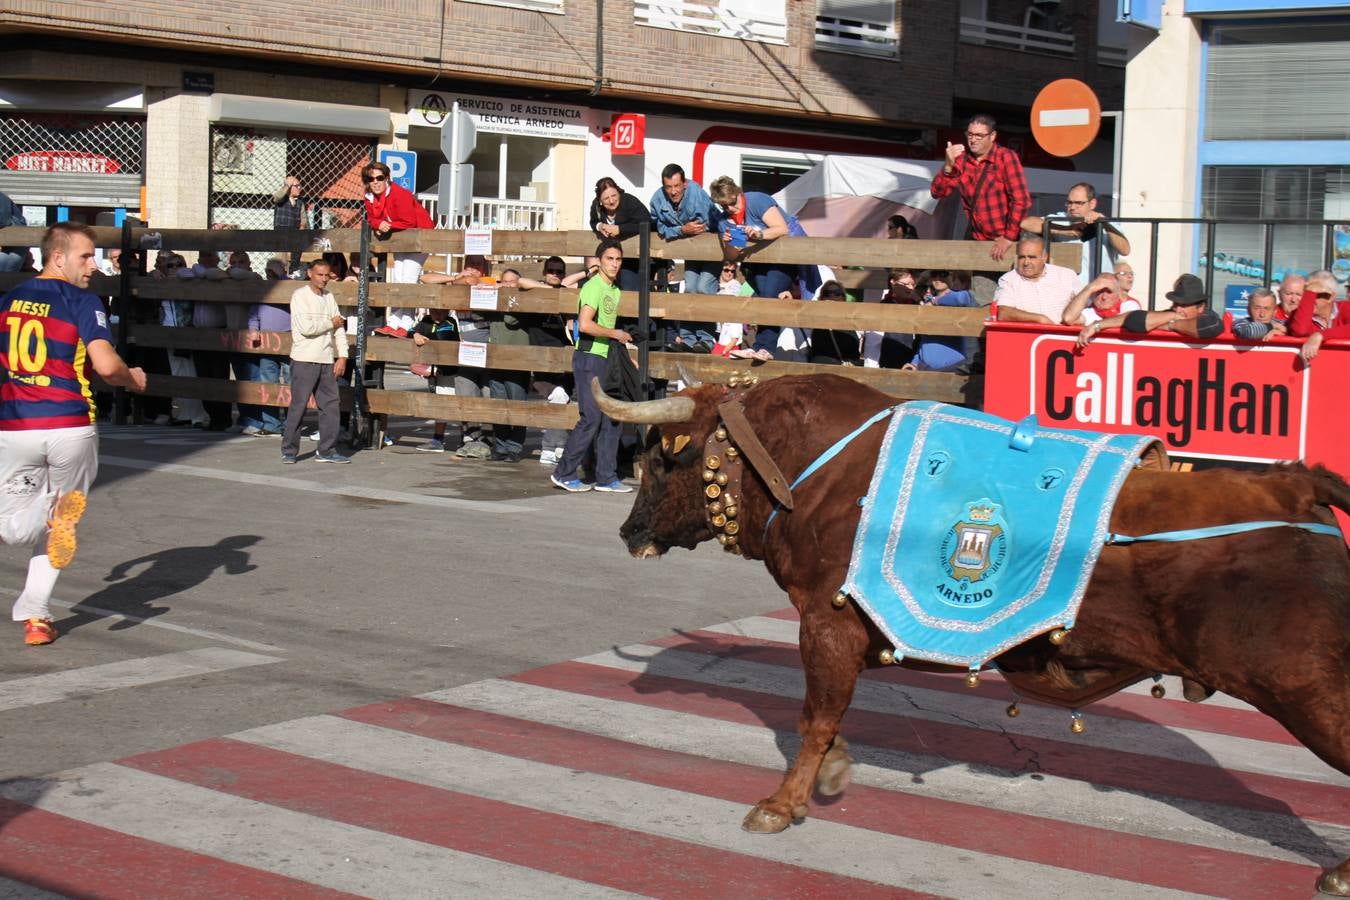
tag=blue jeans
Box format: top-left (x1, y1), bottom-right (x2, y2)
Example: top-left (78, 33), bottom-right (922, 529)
top-left (750, 265), bottom-right (796, 351)
top-left (553, 351), bottom-right (619, 484)
top-left (488, 373), bottom-right (527, 454)
top-left (683, 261), bottom-right (720, 295)
top-left (235, 354), bottom-right (286, 431)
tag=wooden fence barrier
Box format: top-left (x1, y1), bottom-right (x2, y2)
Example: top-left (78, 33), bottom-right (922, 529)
top-left (0, 226), bottom-right (1078, 434)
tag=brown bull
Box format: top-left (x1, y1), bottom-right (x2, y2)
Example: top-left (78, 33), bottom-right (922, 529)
top-left (597, 372), bottom-right (1350, 896)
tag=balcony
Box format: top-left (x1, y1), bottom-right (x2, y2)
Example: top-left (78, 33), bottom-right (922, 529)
top-left (814, 14), bottom-right (899, 59)
top-left (418, 196), bottom-right (557, 231)
top-left (959, 16), bottom-right (1075, 58)
top-left (633, 0), bottom-right (787, 45)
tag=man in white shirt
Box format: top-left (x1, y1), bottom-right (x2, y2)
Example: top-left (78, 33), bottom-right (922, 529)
top-left (281, 259), bottom-right (349, 464)
top-left (1021, 183), bottom-right (1131, 287)
top-left (994, 237), bottom-right (1079, 324)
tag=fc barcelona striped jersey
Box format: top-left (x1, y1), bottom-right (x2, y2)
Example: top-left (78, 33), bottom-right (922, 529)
top-left (1, 275), bottom-right (114, 430)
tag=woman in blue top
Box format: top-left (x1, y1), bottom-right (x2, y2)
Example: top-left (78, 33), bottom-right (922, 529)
top-left (904, 269), bottom-right (979, 373)
top-left (708, 176), bottom-right (821, 354)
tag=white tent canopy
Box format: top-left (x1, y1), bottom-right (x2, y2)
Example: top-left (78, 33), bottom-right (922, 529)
top-left (773, 155), bottom-right (943, 217)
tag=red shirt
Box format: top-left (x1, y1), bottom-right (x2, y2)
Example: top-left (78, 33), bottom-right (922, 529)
top-left (929, 144), bottom-right (1031, 242)
top-left (1287, 290), bottom-right (1350, 341)
top-left (363, 182), bottom-right (434, 232)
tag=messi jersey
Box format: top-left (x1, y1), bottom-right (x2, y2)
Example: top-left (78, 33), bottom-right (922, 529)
top-left (1, 275), bottom-right (114, 430)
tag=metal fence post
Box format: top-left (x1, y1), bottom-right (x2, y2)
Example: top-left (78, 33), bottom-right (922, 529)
top-left (1147, 221), bottom-right (1159, 310)
top-left (1203, 221), bottom-right (1217, 302)
top-left (114, 219), bottom-right (135, 426)
top-left (1262, 222), bottom-right (1275, 289)
top-left (638, 220), bottom-right (652, 400)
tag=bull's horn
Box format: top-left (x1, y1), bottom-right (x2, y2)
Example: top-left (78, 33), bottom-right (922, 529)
top-left (591, 377), bottom-right (696, 424)
top-left (676, 365), bottom-right (703, 388)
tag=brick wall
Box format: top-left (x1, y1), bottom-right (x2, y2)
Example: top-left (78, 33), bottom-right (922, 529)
top-left (0, 1), bottom-right (956, 129)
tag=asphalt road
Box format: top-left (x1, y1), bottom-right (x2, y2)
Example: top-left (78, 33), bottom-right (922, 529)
top-left (1, 414), bottom-right (783, 781)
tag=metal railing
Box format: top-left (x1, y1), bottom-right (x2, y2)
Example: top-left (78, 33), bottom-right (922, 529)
top-left (814, 14), bottom-right (899, 58)
top-left (1108, 217), bottom-right (1350, 307)
top-left (633, 0), bottom-right (788, 44)
top-left (958, 16), bottom-right (1075, 57)
top-left (418, 196), bottom-right (557, 231)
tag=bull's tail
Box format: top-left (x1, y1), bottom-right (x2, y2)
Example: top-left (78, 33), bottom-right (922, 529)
top-left (1308, 464), bottom-right (1350, 517)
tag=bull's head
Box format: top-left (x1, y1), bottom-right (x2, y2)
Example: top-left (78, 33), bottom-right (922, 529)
top-left (592, 378), bottom-right (723, 559)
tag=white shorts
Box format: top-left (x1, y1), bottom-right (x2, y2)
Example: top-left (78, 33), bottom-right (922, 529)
top-left (0, 426), bottom-right (98, 548)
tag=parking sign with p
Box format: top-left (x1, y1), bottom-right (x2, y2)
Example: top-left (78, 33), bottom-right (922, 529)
top-left (378, 149), bottom-right (417, 193)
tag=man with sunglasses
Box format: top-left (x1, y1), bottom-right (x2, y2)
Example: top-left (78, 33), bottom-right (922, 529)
top-left (929, 114), bottom-right (1030, 263)
top-left (361, 161), bottom-right (434, 338)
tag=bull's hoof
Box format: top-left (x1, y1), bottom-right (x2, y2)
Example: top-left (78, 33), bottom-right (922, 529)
top-left (817, 738), bottom-right (854, 796)
top-left (1319, 868), bottom-right (1350, 896)
top-left (1182, 677), bottom-right (1216, 703)
top-left (742, 805), bottom-right (792, 834)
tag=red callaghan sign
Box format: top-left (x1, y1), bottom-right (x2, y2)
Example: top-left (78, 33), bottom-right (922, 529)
top-left (985, 324), bottom-right (1345, 470)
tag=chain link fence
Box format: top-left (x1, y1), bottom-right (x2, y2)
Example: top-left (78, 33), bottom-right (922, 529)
top-left (0, 113), bottom-right (144, 174)
top-left (209, 126), bottom-right (373, 231)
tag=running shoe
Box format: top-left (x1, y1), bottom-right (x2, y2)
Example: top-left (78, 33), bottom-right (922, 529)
top-left (46, 490), bottom-right (86, 569)
top-left (24, 618), bottom-right (56, 646)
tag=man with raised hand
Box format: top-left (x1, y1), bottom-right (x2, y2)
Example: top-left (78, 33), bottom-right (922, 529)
top-left (1, 222), bottom-right (146, 646)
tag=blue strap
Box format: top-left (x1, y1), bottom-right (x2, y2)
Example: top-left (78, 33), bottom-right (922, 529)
top-left (1108, 521), bottom-right (1343, 545)
top-left (764, 406), bottom-right (898, 533)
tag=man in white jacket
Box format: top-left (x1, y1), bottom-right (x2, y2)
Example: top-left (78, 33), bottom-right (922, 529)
top-left (281, 260), bottom-right (349, 464)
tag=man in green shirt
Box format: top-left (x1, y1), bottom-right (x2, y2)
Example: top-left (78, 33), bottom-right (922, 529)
top-left (550, 239), bottom-right (634, 493)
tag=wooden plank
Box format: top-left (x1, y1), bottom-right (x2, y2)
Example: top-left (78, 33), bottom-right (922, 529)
top-left (647, 352), bottom-right (973, 404)
top-left (366, 391), bottom-right (579, 428)
top-left (0, 226), bottom-right (1078, 272)
top-left (0, 272), bottom-right (122, 294)
top-left (121, 374), bottom-right (578, 429)
top-left (127, 280), bottom-right (988, 335)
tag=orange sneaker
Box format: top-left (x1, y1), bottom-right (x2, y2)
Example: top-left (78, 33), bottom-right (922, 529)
top-left (46, 490), bottom-right (87, 570)
top-left (24, 618), bottom-right (57, 646)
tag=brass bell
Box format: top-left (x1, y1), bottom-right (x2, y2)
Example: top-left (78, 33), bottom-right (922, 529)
top-left (724, 520), bottom-right (739, 535)
top-left (727, 375), bottom-right (741, 388)
top-left (878, 649), bottom-right (895, 666)
top-left (702, 469), bottom-right (716, 483)
top-left (724, 505), bottom-right (738, 519)
top-left (749, 376), bottom-right (760, 386)
top-left (715, 472), bottom-right (728, 485)
top-left (965, 671), bottom-right (980, 688)
top-left (1069, 712), bottom-right (1085, 734)
top-left (725, 446), bottom-right (739, 459)
top-left (717, 533), bottom-right (730, 545)
top-left (705, 484), bottom-right (721, 499)
top-left (1048, 628), bottom-right (1069, 646)
top-left (831, 591), bottom-right (848, 609)
top-left (1151, 683), bottom-right (1166, 699)
top-left (705, 456), bottom-right (721, 470)
top-left (715, 426), bottom-right (728, 441)
top-left (1006, 702), bottom-right (1020, 718)
top-left (724, 534), bottom-right (738, 547)
top-left (711, 514), bottom-right (727, 528)
top-left (708, 501), bottom-right (723, 516)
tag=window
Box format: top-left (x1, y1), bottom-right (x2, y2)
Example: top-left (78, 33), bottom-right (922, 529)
top-left (1206, 22), bottom-right (1350, 142)
top-left (741, 156), bottom-right (815, 197)
top-left (1200, 165), bottom-right (1350, 295)
top-left (815, 0), bottom-right (898, 58)
top-left (634, 0), bottom-right (787, 45)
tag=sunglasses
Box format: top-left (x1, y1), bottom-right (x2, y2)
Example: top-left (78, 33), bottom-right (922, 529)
top-left (363, 174), bottom-right (387, 183)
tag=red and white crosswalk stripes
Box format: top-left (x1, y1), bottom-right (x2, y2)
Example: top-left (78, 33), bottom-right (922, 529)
top-left (3, 609), bottom-right (1348, 898)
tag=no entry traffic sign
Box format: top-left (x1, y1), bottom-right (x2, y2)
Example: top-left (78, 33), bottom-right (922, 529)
top-left (1031, 79), bottom-right (1101, 158)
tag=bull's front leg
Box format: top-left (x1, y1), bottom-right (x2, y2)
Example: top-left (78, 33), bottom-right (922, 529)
top-left (743, 590), bottom-right (870, 833)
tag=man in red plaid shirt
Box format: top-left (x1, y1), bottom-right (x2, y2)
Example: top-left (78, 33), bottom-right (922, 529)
top-left (930, 114), bottom-right (1031, 262)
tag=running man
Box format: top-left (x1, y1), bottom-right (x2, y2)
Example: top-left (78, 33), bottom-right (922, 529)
top-left (1, 222), bottom-right (146, 646)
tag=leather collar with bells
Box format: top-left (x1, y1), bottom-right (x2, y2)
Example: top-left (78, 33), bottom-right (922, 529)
top-left (699, 375), bottom-right (794, 555)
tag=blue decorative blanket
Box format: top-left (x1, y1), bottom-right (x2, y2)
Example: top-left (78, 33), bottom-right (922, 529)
top-left (842, 401), bottom-right (1160, 669)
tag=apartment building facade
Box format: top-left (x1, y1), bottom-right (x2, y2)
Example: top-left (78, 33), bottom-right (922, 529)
top-left (0, 0), bottom-right (1127, 236)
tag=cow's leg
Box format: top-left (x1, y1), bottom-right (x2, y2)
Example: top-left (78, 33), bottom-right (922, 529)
top-left (743, 597), bottom-right (869, 833)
